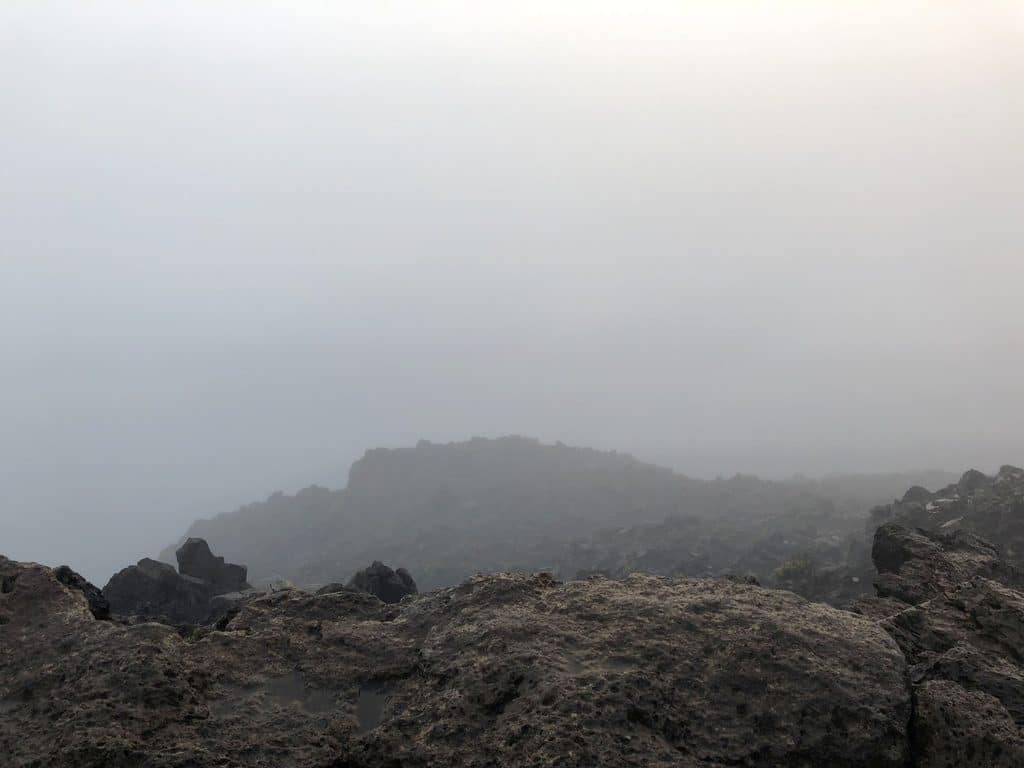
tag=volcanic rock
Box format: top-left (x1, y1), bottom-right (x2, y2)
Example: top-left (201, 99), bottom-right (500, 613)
top-left (53, 564), bottom-right (110, 620)
top-left (346, 561), bottom-right (417, 604)
top-left (176, 536), bottom-right (251, 595)
top-left (1, 558), bottom-right (910, 767)
top-left (103, 557), bottom-right (212, 624)
top-left (856, 521), bottom-right (1024, 766)
top-left (870, 522), bottom-right (1024, 605)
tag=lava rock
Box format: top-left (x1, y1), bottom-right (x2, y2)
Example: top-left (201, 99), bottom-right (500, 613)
top-left (870, 523), bottom-right (1023, 605)
top-left (855, 521), bottom-right (1024, 766)
top-left (0, 561), bottom-right (911, 767)
top-left (346, 561), bottom-right (417, 604)
top-left (103, 557), bottom-right (212, 624)
top-left (175, 537), bottom-right (251, 595)
top-left (53, 565), bottom-right (110, 620)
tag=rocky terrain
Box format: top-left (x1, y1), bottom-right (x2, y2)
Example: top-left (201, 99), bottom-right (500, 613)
top-left (2, 554), bottom-right (911, 767)
top-left (870, 464), bottom-right (1024, 566)
top-left (6, 464), bottom-right (1021, 766)
top-left (5, 466), bottom-right (1024, 764)
top-left (161, 436), bottom-right (954, 599)
top-left (854, 521), bottom-right (1024, 765)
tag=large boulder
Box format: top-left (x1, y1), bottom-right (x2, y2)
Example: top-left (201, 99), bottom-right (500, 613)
top-left (175, 537), bottom-right (251, 595)
top-left (2, 559), bottom-right (911, 767)
top-left (103, 557), bottom-right (212, 624)
top-left (346, 561), bottom-right (417, 604)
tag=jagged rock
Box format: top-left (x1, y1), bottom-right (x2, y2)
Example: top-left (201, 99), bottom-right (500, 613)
top-left (855, 521), bottom-right (1024, 766)
top-left (2, 558), bottom-right (911, 767)
top-left (346, 561), bottom-right (417, 604)
top-left (53, 564), bottom-right (110, 620)
top-left (103, 557), bottom-right (212, 624)
top-left (870, 522), bottom-right (1024, 605)
top-left (175, 537), bottom-right (251, 595)
top-left (872, 467), bottom-right (1024, 572)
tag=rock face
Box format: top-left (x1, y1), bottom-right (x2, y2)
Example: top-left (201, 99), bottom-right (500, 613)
top-left (869, 465), bottom-right (1024, 568)
top-left (176, 536), bottom-right (251, 595)
top-left (346, 561), bottom-right (417, 604)
top-left (103, 557), bottom-right (213, 624)
top-left (855, 522), bottom-right (1024, 767)
top-left (871, 523), bottom-right (1024, 604)
top-left (2, 556), bottom-right (911, 767)
top-left (53, 564), bottom-right (110, 620)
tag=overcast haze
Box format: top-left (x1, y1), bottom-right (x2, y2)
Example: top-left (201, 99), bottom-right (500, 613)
top-left (2, 1), bottom-right (1022, 581)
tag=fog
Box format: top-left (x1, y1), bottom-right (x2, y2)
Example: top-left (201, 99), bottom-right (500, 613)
top-left (2, 1), bottom-right (1022, 581)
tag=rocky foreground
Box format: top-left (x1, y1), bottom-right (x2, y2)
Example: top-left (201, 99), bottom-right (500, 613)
top-left (3, 515), bottom-right (1024, 765)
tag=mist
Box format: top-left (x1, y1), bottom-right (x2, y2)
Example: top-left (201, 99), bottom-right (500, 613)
top-left (2, 1), bottom-right (1022, 581)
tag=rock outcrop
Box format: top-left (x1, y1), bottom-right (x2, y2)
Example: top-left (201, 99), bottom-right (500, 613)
top-left (346, 560), bottom-right (417, 604)
top-left (2, 556), bottom-right (910, 767)
top-left (53, 564), bottom-right (110, 620)
top-left (102, 539), bottom-right (253, 625)
top-left (176, 536), bottom-right (251, 594)
top-left (869, 465), bottom-right (1024, 568)
top-left (102, 557), bottom-right (213, 624)
top-left (855, 522), bottom-right (1024, 766)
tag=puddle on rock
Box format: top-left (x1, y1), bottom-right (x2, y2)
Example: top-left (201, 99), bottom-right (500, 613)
top-left (355, 683), bottom-right (393, 733)
top-left (212, 671), bottom-right (335, 717)
top-left (265, 671), bottom-right (335, 713)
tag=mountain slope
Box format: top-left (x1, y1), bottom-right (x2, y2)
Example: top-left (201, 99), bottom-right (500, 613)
top-left (161, 436), bottom-right (955, 593)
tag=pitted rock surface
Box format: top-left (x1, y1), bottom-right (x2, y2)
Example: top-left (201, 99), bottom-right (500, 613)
top-left (1, 558), bottom-right (909, 767)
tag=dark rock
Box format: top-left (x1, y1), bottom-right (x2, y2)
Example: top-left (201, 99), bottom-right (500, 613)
top-left (103, 558), bottom-right (212, 624)
top-left (959, 469), bottom-right (990, 493)
top-left (901, 485), bottom-right (933, 504)
top-left (175, 537), bottom-right (251, 595)
top-left (855, 521), bottom-right (1024, 765)
top-left (346, 561), bottom-right (417, 604)
top-left (913, 680), bottom-right (1024, 767)
top-left (875, 467), bottom-right (1024, 574)
top-left (53, 565), bottom-right (110, 620)
top-left (207, 589), bottom-right (261, 624)
top-left (1, 560), bottom-right (911, 767)
top-left (870, 523), bottom-right (1023, 605)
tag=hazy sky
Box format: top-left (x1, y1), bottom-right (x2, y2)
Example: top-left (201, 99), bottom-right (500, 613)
top-left (2, 1), bottom-right (1022, 580)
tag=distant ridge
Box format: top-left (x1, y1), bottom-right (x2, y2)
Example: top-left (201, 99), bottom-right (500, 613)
top-left (161, 436), bottom-right (957, 593)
